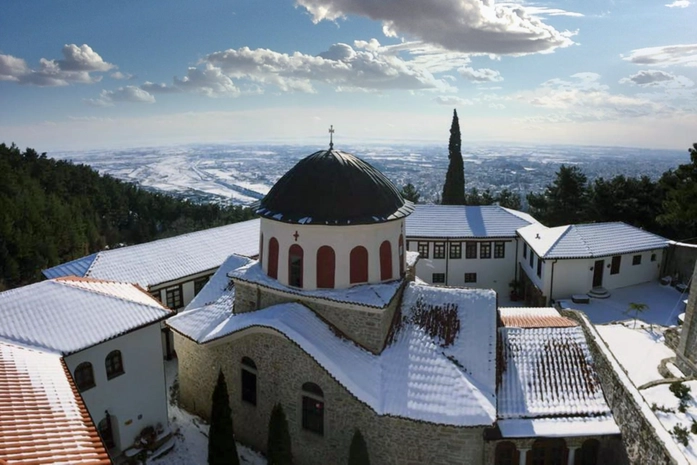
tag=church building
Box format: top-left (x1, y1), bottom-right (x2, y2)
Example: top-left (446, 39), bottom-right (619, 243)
top-left (168, 145), bottom-right (623, 464)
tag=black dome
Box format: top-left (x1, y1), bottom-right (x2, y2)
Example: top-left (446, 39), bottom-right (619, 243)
top-left (257, 149), bottom-right (414, 225)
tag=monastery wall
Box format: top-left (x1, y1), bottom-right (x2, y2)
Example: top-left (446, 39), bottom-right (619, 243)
top-left (664, 242), bottom-right (697, 286)
top-left (562, 310), bottom-right (691, 465)
top-left (174, 331), bottom-right (485, 465)
top-left (233, 280), bottom-right (402, 354)
top-left (482, 436), bottom-right (627, 465)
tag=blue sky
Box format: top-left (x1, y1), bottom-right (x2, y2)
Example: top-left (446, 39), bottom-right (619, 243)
top-left (1, 0), bottom-right (695, 150)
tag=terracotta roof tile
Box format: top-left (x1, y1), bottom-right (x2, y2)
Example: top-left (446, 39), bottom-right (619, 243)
top-left (500, 307), bottom-right (577, 328)
top-left (0, 341), bottom-right (111, 464)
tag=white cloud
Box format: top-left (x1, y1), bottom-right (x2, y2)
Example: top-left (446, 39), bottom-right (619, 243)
top-left (173, 64), bottom-right (241, 97)
top-left (111, 71), bottom-right (135, 80)
top-left (458, 66), bottom-right (503, 82)
top-left (489, 103), bottom-right (506, 109)
top-left (665, 0), bottom-right (690, 7)
top-left (140, 82), bottom-right (183, 94)
top-left (0, 44), bottom-right (115, 86)
top-left (85, 86), bottom-right (155, 106)
top-left (619, 70), bottom-right (694, 87)
top-left (622, 44), bottom-right (697, 67)
top-left (515, 73), bottom-right (666, 121)
top-left (433, 96), bottom-right (475, 105)
top-left (499, 4), bottom-right (584, 17)
top-left (296, 0), bottom-right (574, 55)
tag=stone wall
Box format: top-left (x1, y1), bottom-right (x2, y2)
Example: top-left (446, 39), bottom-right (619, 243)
top-left (677, 260), bottom-right (697, 364)
top-left (562, 310), bottom-right (690, 465)
top-left (483, 436), bottom-right (627, 465)
top-left (232, 280), bottom-right (402, 354)
top-left (174, 331), bottom-right (485, 465)
top-left (664, 243), bottom-right (697, 286)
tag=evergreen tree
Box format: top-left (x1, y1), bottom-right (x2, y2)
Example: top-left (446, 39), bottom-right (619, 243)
top-left (267, 403), bottom-right (292, 465)
top-left (348, 429), bottom-right (370, 465)
top-left (441, 109), bottom-right (465, 205)
top-left (400, 183), bottom-right (421, 203)
top-left (208, 370), bottom-right (239, 465)
top-left (496, 188), bottom-right (522, 210)
top-left (658, 143), bottom-right (697, 240)
top-left (527, 164), bottom-right (589, 226)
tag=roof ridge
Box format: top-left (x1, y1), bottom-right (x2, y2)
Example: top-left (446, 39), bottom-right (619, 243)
top-left (544, 224), bottom-right (574, 258)
top-left (54, 278), bottom-right (168, 310)
top-left (83, 251), bottom-right (103, 277)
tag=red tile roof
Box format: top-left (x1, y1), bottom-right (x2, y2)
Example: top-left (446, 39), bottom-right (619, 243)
top-left (500, 307), bottom-right (577, 328)
top-left (0, 342), bottom-right (111, 465)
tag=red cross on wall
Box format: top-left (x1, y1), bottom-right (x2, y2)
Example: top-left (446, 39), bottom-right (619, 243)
top-left (293, 231), bottom-right (299, 241)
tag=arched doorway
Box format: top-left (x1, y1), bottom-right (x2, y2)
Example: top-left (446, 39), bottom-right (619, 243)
top-left (316, 246), bottom-right (335, 289)
top-left (380, 240), bottom-right (393, 281)
top-left (288, 244), bottom-right (304, 287)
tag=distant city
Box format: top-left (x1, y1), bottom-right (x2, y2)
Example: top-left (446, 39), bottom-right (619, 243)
top-left (52, 144), bottom-right (688, 208)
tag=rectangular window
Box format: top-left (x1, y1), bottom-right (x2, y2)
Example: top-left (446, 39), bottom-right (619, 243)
top-left (464, 273), bottom-right (477, 283)
top-left (302, 396), bottom-right (324, 435)
top-left (433, 242), bottom-right (446, 259)
top-left (241, 369), bottom-right (257, 406)
top-left (165, 285), bottom-right (183, 309)
top-left (632, 254), bottom-right (642, 266)
top-left (611, 255), bottom-right (621, 275)
top-left (194, 276), bottom-right (211, 296)
top-left (529, 251), bottom-right (534, 268)
top-left (480, 242), bottom-right (492, 259)
top-left (432, 273), bottom-right (446, 284)
top-left (465, 242), bottom-right (477, 259)
top-left (536, 256), bottom-right (542, 278)
top-left (449, 242), bottom-right (462, 259)
top-left (494, 241), bottom-right (505, 259)
top-left (417, 242), bottom-right (429, 259)
top-left (651, 253), bottom-right (657, 262)
top-left (523, 242), bottom-right (527, 259)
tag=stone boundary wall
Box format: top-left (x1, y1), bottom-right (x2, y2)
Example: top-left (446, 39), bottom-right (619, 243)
top-left (664, 242), bottom-right (697, 286)
top-left (174, 330), bottom-right (485, 465)
top-left (561, 310), bottom-right (690, 465)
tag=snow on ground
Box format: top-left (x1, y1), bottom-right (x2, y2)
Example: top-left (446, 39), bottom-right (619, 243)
top-left (152, 359), bottom-right (267, 465)
top-left (642, 381), bottom-right (697, 462)
top-left (559, 281), bottom-right (688, 325)
top-left (596, 323), bottom-right (675, 386)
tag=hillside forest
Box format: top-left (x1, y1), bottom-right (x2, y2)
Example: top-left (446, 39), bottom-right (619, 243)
top-left (0, 143), bottom-right (255, 290)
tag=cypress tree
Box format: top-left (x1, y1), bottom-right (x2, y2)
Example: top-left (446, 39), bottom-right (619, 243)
top-left (267, 403), bottom-right (292, 465)
top-left (208, 370), bottom-right (240, 465)
top-left (348, 429), bottom-right (370, 465)
top-left (441, 109), bottom-right (466, 205)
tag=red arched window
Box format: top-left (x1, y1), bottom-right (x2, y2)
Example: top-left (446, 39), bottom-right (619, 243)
top-left (268, 237), bottom-right (279, 279)
top-left (316, 246), bottom-right (335, 289)
top-left (259, 233), bottom-right (264, 264)
top-left (399, 234), bottom-right (405, 275)
top-left (380, 240), bottom-right (393, 281)
top-left (288, 244), bottom-right (304, 287)
top-left (350, 246), bottom-right (369, 284)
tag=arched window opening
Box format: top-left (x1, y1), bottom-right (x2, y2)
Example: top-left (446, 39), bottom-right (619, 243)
top-left (530, 438), bottom-right (567, 465)
top-left (495, 441), bottom-right (519, 465)
top-left (288, 244), bottom-right (304, 287)
top-left (241, 356), bottom-right (257, 406)
top-left (576, 439), bottom-right (599, 465)
top-left (350, 246), bottom-right (369, 284)
top-left (316, 246), bottom-right (336, 289)
top-left (259, 233), bottom-right (264, 265)
top-left (399, 234), bottom-right (405, 275)
top-left (105, 350), bottom-right (124, 380)
top-left (302, 382), bottom-right (324, 435)
top-left (74, 362), bottom-right (95, 392)
top-left (380, 240), bottom-right (393, 281)
top-left (268, 237), bottom-right (279, 279)
top-left (98, 412), bottom-right (116, 449)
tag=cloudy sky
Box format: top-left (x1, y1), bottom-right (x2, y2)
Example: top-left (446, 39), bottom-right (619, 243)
top-left (1, 0), bottom-right (695, 150)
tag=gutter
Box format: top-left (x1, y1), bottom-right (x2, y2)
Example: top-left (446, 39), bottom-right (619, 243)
top-left (549, 259), bottom-right (558, 306)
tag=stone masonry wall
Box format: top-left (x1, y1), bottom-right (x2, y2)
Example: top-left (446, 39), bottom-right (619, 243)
top-left (677, 260), bottom-right (697, 362)
top-left (232, 280), bottom-right (401, 354)
top-left (483, 436), bottom-right (627, 465)
top-left (174, 331), bottom-right (485, 465)
top-left (664, 243), bottom-right (697, 287)
top-left (562, 309), bottom-right (689, 465)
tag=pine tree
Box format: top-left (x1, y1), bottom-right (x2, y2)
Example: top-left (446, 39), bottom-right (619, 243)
top-left (348, 429), bottom-right (370, 465)
top-left (400, 183), bottom-right (421, 203)
top-left (267, 403), bottom-right (292, 465)
top-left (208, 370), bottom-right (240, 465)
top-left (441, 109), bottom-right (465, 205)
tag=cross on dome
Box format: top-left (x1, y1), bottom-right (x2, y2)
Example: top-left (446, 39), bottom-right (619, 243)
top-left (329, 125), bottom-right (335, 149)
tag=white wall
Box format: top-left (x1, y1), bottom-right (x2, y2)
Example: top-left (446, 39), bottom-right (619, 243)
top-left (150, 268), bottom-right (216, 309)
top-left (65, 323), bottom-right (168, 455)
top-left (260, 218), bottom-right (405, 289)
top-left (408, 239), bottom-right (518, 296)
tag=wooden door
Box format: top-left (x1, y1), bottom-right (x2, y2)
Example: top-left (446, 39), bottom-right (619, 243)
top-left (593, 260), bottom-right (604, 287)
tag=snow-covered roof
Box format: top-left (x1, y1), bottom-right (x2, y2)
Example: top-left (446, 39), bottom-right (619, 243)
top-left (406, 205), bottom-right (536, 239)
top-left (518, 221), bottom-right (669, 259)
top-left (42, 219), bottom-right (260, 288)
top-left (0, 341), bottom-right (111, 465)
top-left (185, 255), bottom-right (252, 311)
top-left (229, 261), bottom-right (402, 309)
top-left (0, 278), bottom-right (170, 355)
top-left (497, 325), bottom-right (617, 436)
top-left (168, 282), bottom-right (498, 427)
top-left (497, 417), bottom-right (620, 438)
top-left (499, 307), bottom-right (577, 328)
